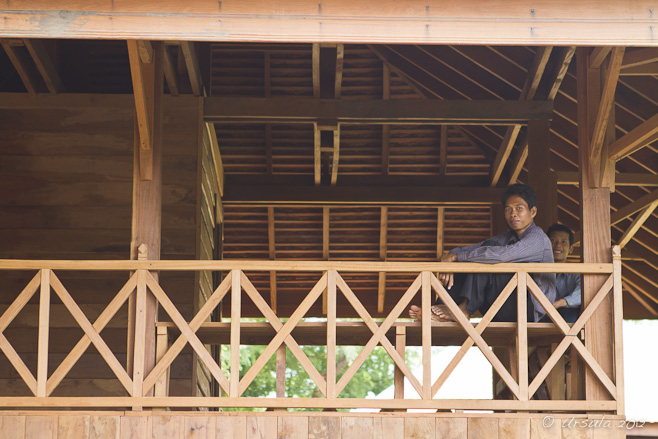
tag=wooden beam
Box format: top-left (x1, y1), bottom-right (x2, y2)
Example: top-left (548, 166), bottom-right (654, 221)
top-left (622, 281), bottom-right (658, 317)
top-left (204, 122), bottom-right (225, 197)
top-left (179, 41), bottom-right (204, 97)
top-left (489, 47), bottom-right (552, 186)
top-left (616, 201), bottom-right (658, 249)
top-left (589, 47), bottom-right (612, 69)
top-left (162, 45), bottom-right (179, 96)
top-left (557, 172), bottom-right (658, 187)
top-left (268, 207), bottom-right (277, 314)
top-left (621, 47), bottom-right (658, 69)
top-left (330, 126), bottom-right (340, 186)
top-left (127, 40), bottom-right (153, 180)
top-left (204, 98), bottom-right (554, 125)
top-left (610, 188), bottom-right (658, 225)
top-left (314, 123), bottom-right (321, 185)
top-left (608, 112), bottom-right (658, 161)
top-left (322, 207), bottom-right (330, 315)
top-left (23, 39), bottom-right (64, 94)
top-left (619, 62), bottom-right (658, 76)
top-left (377, 207), bottom-right (388, 314)
top-left (1, 39), bottom-right (39, 94)
top-left (222, 185), bottom-right (501, 206)
top-left (137, 40), bottom-right (154, 64)
top-left (589, 47), bottom-right (625, 167)
top-left (334, 44), bottom-right (344, 99)
top-left (312, 43), bottom-right (320, 99)
top-left (576, 47), bottom-right (614, 402)
top-left (440, 126), bottom-right (448, 175)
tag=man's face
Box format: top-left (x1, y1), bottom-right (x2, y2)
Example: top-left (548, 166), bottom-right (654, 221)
top-left (549, 230), bottom-right (573, 263)
top-left (504, 194), bottom-right (536, 236)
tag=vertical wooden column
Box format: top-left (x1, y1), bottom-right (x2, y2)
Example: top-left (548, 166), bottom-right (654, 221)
top-left (527, 119), bottom-right (557, 231)
top-left (127, 41), bottom-right (164, 394)
top-left (576, 48), bottom-right (614, 402)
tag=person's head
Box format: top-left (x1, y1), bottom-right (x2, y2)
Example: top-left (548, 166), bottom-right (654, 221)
top-left (547, 223), bottom-right (574, 263)
top-left (500, 184), bottom-right (537, 237)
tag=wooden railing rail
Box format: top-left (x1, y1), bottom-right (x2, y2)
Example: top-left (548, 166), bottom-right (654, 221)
top-left (0, 249), bottom-right (623, 413)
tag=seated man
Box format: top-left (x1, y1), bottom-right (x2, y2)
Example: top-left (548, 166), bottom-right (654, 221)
top-left (409, 184), bottom-right (556, 323)
top-left (544, 223), bottom-right (581, 323)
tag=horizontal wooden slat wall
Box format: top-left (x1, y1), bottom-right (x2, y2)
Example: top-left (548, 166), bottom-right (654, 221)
top-left (0, 95), bottom-right (201, 397)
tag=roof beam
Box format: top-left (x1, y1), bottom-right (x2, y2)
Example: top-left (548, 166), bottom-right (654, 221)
top-left (619, 62), bottom-right (658, 76)
top-left (179, 41), bottom-right (204, 97)
top-left (557, 172), bottom-right (658, 187)
top-left (610, 189), bottom-right (658, 226)
top-left (1, 39), bottom-right (39, 94)
top-left (622, 280), bottom-right (658, 317)
top-left (127, 39), bottom-right (154, 180)
top-left (204, 97), bottom-right (553, 125)
top-left (162, 45), bottom-right (179, 96)
top-left (222, 185), bottom-right (501, 206)
top-left (589, 47), bottom-right (612, 69)
top-left (617, 201), bottom-right (658, 249)
top-left (621, 48), bottom-right (658, 69)
top-left (490, 47), bottom-right (552, 186)
top-left (23, 39), bottom-right (63, 94)
top-left (608, 112), bottom-right (658, 161)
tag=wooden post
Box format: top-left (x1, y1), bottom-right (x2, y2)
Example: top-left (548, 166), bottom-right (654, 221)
top-left (36, 269), bottom-right (51, 397)
top-left (153, 325), bottom-right (170, 411)
top-left (394, 326), bottom-right (406, 401)
top-left (516, 272), bottom-right (528, 402)
top-left (127, 42), bottom-right (164, 399)
top-left (576, 48), bottom-right (615, 402)
top-left (527, 119), bottom-right (557, 231)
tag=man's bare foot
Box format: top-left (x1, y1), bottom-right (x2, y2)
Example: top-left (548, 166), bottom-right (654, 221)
top-left (409, 305), bottom-right (453, 322)
top-left (432, 303), bottom-right (471, 321)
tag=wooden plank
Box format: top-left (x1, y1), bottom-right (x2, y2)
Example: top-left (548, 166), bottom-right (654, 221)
top-left (314, 124), bottom-right (321, 185)
top-left (499, 418), bottom-right (529, 439)
top-left (278, 417), bottom-right (308, 439)
top-left (421, 272), bottom-right (431, 400)
top-left (436, 418), bottom-right (467, 439)
top-left (622, 47), bottom-right (658, 68)
top-left (1, 40), bottom-right (39, 94)
top-left (36, 269), bottom-right (50, 397)
top-left (440, 125), bottom-right (448, 175)
top-left (404, 417), bottom-right (434, 439)
top-left (25, 415), bottom-right (55, 439)
top-left (309, 417), bottom-right (340, 439)
top-left (267, 207), bottom-right (276, 313)
top-left (150, 415), bottom-right (181, 439)
top-left (394, 326), bottom-right (406, 400)
top-left (616, 201), bottom-right (658, 248)
top-left (612, 246), bottom-right (625, 416)
top-left (334, 44), bottom-right (344, 99)
top-left (557, 171), bottom-right (658, 186)
top-left (154, 326), bottom-right (170, 401)
top-left (517, 273), bottom-right (528, 402)
top-left (205, 122), bottom-right (225, 197)
top-left (323, 207), bottom-right (330, 315)
top-left (378, 207), bottom-right (388, 314)
top-left (57, 415), bottom-right (90, 439)
top-left (127, 40), bottom-right (152, 155)
top-left (620, 62), bottom-right (658, 75)
top-left (609, 112), bottom-right (658, 161)
top-left (342, 417), bottom-right (373, 439)
top-left (216, 417), bottom-right (247, 439)
top-left (611, 188), bottom-right (658, 225)
top-left (185, 416), bottom-right (214, 439)
top-left (312, 43), bottom-right (320, 99)
top-left (131, 269), bottom-right (148, 404)
top-left (23, 39), bottom-right (64, 94)
top-left (163, 45), bottom-right (179, 96)
top-left (205, 98), bottom-right (554, 124)
top-left (326, 270), bottom-right (337, 399)
top-left (373, 418), bottom-right (403, 439)
top-left (180, 41), bottom-right (204, 97)
top-left (230, 270), bottom-right (241, 398)
top-left (0, 415), bottom-right (26, 439)
top-left (246, 417), bottom-right (276, 439)
top-left (330, 126), bottom-right (340, 186)
top-left (530, 417), bottom-right (559, 439)
top-left (89, 415), bottom-right (119, 439)
top-left (589, 47), bottom-right (612, 69)
top-left (468, 418), bottom-right (498, 439)
top-left (120, 416), bottom-right (147, 439)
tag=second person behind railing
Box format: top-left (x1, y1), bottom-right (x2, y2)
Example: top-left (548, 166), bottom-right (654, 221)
top-left (408, 183), bottom-right (556, 323)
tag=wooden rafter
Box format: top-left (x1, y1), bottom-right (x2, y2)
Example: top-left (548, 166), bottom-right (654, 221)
top-left (180, 41), bottom-right (204, 97)
top-left (589, 47), bottom-right (625, 166)
top-left (589, 47), bottom-right (612, 69)
top-left (162, 45), bottom-right (179, 96)
top-left (127, 40), bottom-right (153, 180)
top-left (23, 39), bottom-right (63, 94)
top-left (557, 172), bottom-right (658, 187)
top-left (1, 39), bottom-right (39, 94)
top-left (611, 188), bottom-right (658, 225)
top-left (377, 207), bottom-right (388, 314)
top-left (617, 202), bottom-right (658, 249)
top-left (205, 122), bottom-right (225, 197)
top-left (490, 46), bottom-right (552, 187)
top-left (621, 48), bottom-right (658, 69)
top-left (609, 112), bottom-right (658, 161)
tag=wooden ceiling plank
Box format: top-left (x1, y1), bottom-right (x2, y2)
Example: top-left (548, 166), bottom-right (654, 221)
top-left (22, 39), bottom-right (63, 94)
top-left (589, 47), bottom-right (625, 165)
top-left (180, 41), bottom-right (204, 97)
top-left (204, 97), bottom-right (554, 124)
top-left (589, 47), bottom-right (612, 69)
top-left (162, 45), bottom-right (179, 96)
top-left (617, 201), bottom-right (658, 249)
top-left (490, 47), bottom-right (552, 186)
top-left (1, 39), bottom-right (39, 94)
top-left (377, 207), bottom-right (388, 314)
top-left (440, 125), bottom-right (448, 175)
top-left (621, 48), bottom-right (658, 69)
top-left (608, 112), bottom-right (658, 161)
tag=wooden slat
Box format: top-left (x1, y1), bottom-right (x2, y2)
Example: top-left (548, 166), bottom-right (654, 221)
top-left (90, 415), bottom-right (118, 439)
top-left (516, 273), bottom-right (528, 402)
top-left (180, 41), bottom-right (204, 97)
top-left (36, 269), bottom-right (51, 397)
top-left (377, 207), bottom-right (388, 314)
top-left (1, 39), bottom-right (39, 94)
top-left (312, 43), bottom-right (320, 99)
top-left (22, 39), bottom-right (63, 94)
top-left (330, 126), bottom-right (340, 186)
top-left (436, 418), bottom-right (467, 439)
top-left (205, 122), bottom-right (224, 197)
top-left (621, 47), bottom-right (658, 68)
top-left (405, 418), bottom-right (435, 439)
top-left (394, 326), bottom-right (405, 400)
top-left (58, 415), bottom-right (90, 439)
top-left (617, 201), bottom-right (658, 248)
top-left (609, 112), bottom-right (658, 161)
top-left (131, 269), bottom-right (148, 406)
top-left (0, 414), bottom-right (26, 439)
top-left (557, 171), bottom-right (658, 186)
top-left (343, 417), bottom-right (373, 439)
top-left (334, 44), bottom-right (344, 99)
top-left (421, 272), bottom-right (431, 400)
top-left (26, 415), bottom-right (55, 439)
top-left (314, 123), bottom-right (321, 185)
top-left (278, 416), bottom-right (307, 439)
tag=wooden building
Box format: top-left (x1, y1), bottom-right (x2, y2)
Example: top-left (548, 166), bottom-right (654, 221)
top-left (1, 1), bottom-right (657, 438)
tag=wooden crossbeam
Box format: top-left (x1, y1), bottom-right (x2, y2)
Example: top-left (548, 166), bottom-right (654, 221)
top-left (616, 201), bottom-right (658, 249)
top-left (490, 47), bottom-right (552, 186)
top-left (179, 41), bottom-right (204, 97)
top-left (621, 47), bottom-right (658, 69)
top-left (557, 171), bottom-right (658, 187)
top-left (589, 47), bottom-right (625, 165)
top-left (222, 185), bottom-right (501, 206)
top-left (1, 39), bottom-right (39, 94)
top-left (23, 39), bottom-right (63, 94)
top-left (610, 188), bottom-right (658, 225)
top-left (609, 112), bottom-right (658, 161)
top-left (204, 97), bottom-right (554, 125)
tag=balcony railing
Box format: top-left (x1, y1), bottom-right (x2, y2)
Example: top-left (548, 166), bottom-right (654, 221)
top-left (0, 247), bottom-right (623, 413)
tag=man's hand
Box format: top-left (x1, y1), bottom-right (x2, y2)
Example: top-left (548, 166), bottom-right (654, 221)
top-left (438, 253), bottom-right (457, 289)
top-left (553, 298), bottom-right (567, 309)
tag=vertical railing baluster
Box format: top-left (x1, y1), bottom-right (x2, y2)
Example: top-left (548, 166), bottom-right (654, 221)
top-left (326, 270), bottom-right (337, 399)
top-left (36, 268), bottom-right (51, 397)
top-left (230, 269), bottom-right (241, 398)
top-left (612, 246), bottom-right (624, 416)
top-left (517, 271), bottom-right (528, 402)
top-left (421, 271), bottom-right (431, 399)
top-left (394, 326), bottom-right (406, 401)
top-left (132, 267), bottom-right (147, 409)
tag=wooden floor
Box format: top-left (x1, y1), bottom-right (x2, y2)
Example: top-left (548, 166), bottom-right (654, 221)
top-left (0, 411), bottom-right (626, 438)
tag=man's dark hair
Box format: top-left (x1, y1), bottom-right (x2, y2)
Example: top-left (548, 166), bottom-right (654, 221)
top-left (547, 223), bottom-right (574, 246)
top-left (500, 183), bottom-right (538, 210)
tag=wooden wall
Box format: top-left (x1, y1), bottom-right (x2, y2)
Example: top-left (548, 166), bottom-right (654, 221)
top-left (0, 94), bottom-right (202, 397)
top-left (0, 412), bottom-right (627, 439)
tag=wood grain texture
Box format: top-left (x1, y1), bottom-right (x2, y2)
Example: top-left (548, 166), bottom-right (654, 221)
top-left (0, 415), bottom-right (26, 439)
top-left (246, 416), bottom-right (276, 439)
top-left (25, 415), bottom-right (56, 439)
top-left (373, 417), bottom-right (404, 439)
top-left (404, 417), bottom-right (434, 439)
top-left (436, 418), bottom-right (467, 439)
top-left (468, 417), bottom-right (498, 439)
top-left (342, 417), bottom-right (373, 439)
top-left (58, 415), bottom-right (90, 439)
top-left (120, 416), bottom-right (148, 439)
top-left (308, 417), bottom-right (340, 439)
top-left (90, 415), bottom-right (119, 439)
top-left (215, 416), bottom-right (246, 439)
top-left (499, 418), bottom-right (530, 438)
top-left (185, 416), bottom-right (214, 439)
top-left (278, 416), bottom-right (308, 439)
